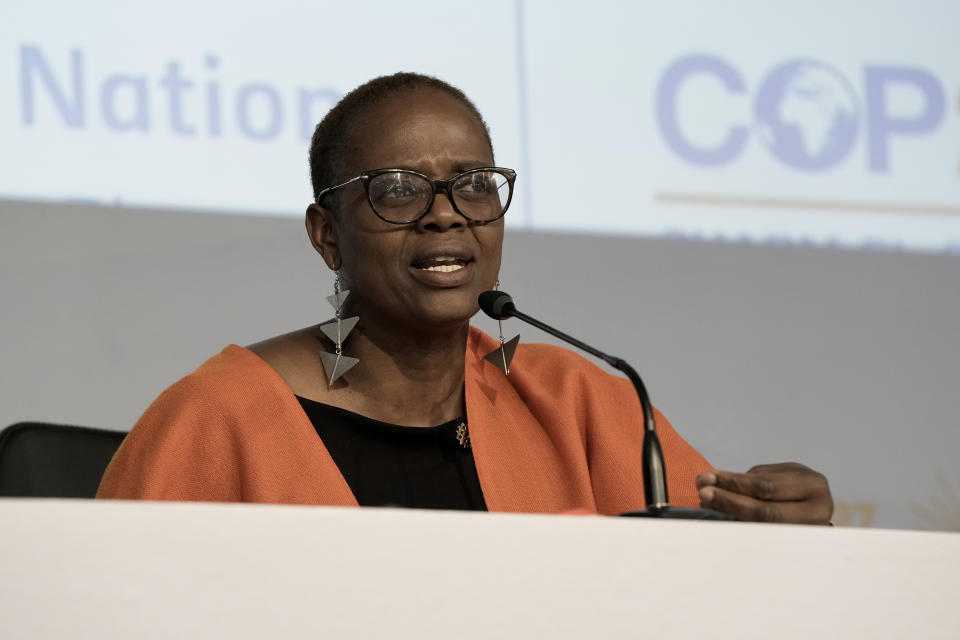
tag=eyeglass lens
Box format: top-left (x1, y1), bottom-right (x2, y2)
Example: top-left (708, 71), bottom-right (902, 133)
top-left (366, 170), bottom-right (511, 223)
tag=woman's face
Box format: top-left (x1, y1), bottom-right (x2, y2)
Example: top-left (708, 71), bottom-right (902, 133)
top-left (310, 87), bottom-right (504, 336)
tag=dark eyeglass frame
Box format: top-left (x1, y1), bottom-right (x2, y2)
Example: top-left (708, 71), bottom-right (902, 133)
top-left (316, 167), bottom-right (517, 225)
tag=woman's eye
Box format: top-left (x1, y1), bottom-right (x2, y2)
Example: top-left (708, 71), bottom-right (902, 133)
top-left (459, 175), bottom-right (480, 191)
top-left (384, 184), bottom-right (416, 198)
top-left (372, 175), bottom-right (423, 203)
top-left (457, 173), bottom-right (496, 198)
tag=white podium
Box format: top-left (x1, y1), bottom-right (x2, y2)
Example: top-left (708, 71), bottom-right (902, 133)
top-left (1, 499), bottom-right (958, 638)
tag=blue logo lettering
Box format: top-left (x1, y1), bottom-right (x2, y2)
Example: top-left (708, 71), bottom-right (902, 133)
top-left (755, 60), bottom-right (858, 171)
top-left (656, 54), bottom-right (748, 166)
top-left (20, 44), bottom-right (85, 127)
top-left (864, 66), bottom-right (945, 172)
top-left (236, 83), bottom-right (284, 140)
top-left (17, 45), bottom-right (341, 142)
top-left (100, 73), bottom-right (149, 131)
top-left (657, 54), bottom-right (949, 173)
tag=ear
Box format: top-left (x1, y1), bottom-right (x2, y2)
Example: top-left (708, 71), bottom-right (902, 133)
top-left (305, 203), bottom-right (341, 271)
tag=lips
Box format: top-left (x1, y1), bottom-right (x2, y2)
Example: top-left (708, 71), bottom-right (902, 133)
top-left (412, 256), bottom-right (469, 272)
top-left (409, 245), bottom-right (475, 287)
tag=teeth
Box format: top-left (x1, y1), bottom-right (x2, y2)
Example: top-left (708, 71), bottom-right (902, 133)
top-left (422, 264), bottom-right (464, 273)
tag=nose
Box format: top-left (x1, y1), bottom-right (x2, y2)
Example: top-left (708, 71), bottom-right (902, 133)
top-left (415, 191), bottom-right (465, 233)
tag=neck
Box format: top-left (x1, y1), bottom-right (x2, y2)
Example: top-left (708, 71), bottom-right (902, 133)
top-left (333, 320), bottom-right (470, 427)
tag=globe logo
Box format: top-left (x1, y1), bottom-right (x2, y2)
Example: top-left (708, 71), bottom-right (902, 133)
top-left (755, 60), bottom-right (859, 171)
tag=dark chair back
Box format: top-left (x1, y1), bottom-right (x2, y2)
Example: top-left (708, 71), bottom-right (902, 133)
top-left (0, 422), bottom-right (126, 497)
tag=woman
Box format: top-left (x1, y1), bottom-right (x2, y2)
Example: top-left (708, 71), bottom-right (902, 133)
top-left (98, 73), bottom-right (832, 523)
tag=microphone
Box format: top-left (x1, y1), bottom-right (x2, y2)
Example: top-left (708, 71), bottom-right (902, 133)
top-left (478, 290), bottom-right (516, 321)
top-left (479, 290), bottom-right (732, 520)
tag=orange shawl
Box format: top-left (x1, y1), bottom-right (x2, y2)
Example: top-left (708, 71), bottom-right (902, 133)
top-left (98, 327), bottom-right (710, 513)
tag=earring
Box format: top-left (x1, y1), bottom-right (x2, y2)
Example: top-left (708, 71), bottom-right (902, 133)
top-left (483, 280), bottom-right (520, 375)
top-left (317, 272), bottom-right (360, 386)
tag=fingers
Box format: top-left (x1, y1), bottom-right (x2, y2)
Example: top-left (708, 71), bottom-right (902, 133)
top-left (712, 471), bottom-right (779, 500)
top-left (698, 486), bottom-right (781, 522)
top-left (696, 462), bottom-right (834, 525)
top-left (705, 464), bottom-right (826, 502)
top-left (697, 463), bottom-right (828, 502)
top-left (699, 486), bottom-right (832, 524)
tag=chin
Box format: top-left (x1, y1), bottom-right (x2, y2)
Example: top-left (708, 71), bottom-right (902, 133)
top-left (413, 292), bottom-right (480, 331)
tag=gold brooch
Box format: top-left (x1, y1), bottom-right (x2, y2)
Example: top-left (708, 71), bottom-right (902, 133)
top-left (456, 421), bottom-right (470, 448)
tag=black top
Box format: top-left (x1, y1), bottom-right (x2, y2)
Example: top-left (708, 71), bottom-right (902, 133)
top-left (296, 396), bottom-right (487, 511)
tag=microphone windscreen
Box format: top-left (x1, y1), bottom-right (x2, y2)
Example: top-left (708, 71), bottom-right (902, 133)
top-left (478, 290), bottom-right (515, 319)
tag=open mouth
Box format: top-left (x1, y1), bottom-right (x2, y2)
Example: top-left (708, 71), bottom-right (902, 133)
top-left (412, 256), bottom-right (471, 273)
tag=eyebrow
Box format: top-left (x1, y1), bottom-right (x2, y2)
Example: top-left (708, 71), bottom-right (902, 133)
top-left (452, 159), bottom-right (490, 171)
top-left (379, 159), bottom-right (491, 174)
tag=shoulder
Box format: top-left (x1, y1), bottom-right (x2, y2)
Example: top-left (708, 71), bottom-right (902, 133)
top-left (169, 345), bottom-right (283, 413)
top-left (468, 325), bottom-right (607, 373)
top-left (468, 325), bottom-right (622, 392)
top-left (466, 325), bottom-right (635, 429)
top-left (247, 327), bottom-right (330, 398)
top-left (191, 343), bottom-right (274, 386)
top-left (116, 345), bottom-right (285, 447)
top-left (515, 341), bottom-right (604, 374)
top-left (97, 345), bottom-right (292, 500)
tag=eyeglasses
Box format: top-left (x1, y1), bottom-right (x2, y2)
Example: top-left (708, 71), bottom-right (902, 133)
top-left (316, 167), bottom-right (517, 225)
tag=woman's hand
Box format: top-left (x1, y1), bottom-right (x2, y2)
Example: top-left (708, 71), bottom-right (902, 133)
top-left (696, 462), bottom-right (833, 524)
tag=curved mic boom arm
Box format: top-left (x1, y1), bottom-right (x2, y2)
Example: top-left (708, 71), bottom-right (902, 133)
top-left (478, 290), bottom-right (669, 509)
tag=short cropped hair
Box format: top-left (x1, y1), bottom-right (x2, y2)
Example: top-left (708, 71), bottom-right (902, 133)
top-left (309, 72), bottom-right (493, 207)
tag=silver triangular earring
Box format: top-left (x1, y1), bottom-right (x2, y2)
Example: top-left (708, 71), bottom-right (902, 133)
top-left (483, 279), bottom-right (520, 375)
top-left (317, 271), bottom-right (360, 386)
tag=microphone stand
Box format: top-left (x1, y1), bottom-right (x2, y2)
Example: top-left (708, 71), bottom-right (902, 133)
top-left (486, 296), bottom-right (732, 520)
